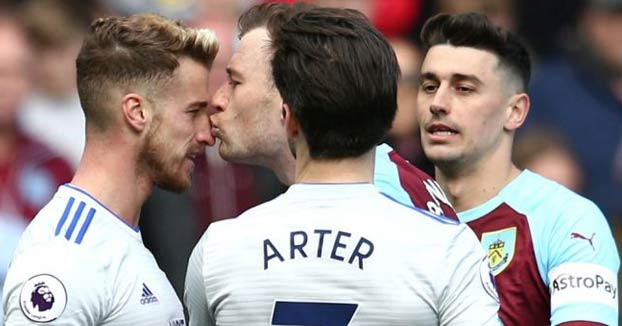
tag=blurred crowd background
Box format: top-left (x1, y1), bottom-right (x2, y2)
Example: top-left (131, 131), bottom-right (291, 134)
top-left (0, 0), bottom-right (620, 322)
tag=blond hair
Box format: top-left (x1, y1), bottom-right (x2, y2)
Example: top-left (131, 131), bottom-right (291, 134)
top-left (76, 13), bottom-right (218, 131)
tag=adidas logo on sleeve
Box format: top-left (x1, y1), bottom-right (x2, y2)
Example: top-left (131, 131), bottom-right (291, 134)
top-left (140, 283), bottom-right (159, 305)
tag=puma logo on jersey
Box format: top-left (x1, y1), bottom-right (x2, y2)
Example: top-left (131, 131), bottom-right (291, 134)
top-left (140, 283), bottom-right (158, 305)
top-left (570, 232), bottom-right (595, 250)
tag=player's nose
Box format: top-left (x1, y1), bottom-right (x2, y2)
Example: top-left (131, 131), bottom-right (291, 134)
top-left (196, 112), bottom-right (215, 146)
top-left (210, 83), bottom-right (228, 113)
top-left (430, 86), bottom-right (451, 115)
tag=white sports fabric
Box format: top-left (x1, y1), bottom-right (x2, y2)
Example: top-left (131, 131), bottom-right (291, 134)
top-left (2, 184), bottom-right (185, 325)
top-left (185, 183), bottom-right (501, 326)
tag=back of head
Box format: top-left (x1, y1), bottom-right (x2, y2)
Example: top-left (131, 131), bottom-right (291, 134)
top-left (76, 13), bottom-right (218, 133)
top-left (421, 12), bottom-right (531, 92)
top-left (268, 5), bottom-right (400, 159)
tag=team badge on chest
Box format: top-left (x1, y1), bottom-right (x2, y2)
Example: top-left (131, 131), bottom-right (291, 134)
top-left (481, 227), bottom-right (517, 275)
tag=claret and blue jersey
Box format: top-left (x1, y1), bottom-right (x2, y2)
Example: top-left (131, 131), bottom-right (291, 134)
top-left (373, 144), bottom-right (619, 325)
top-left (374, 143), bottom-right (457, 218)
top-left (458, 170), bottom-right (619, 325)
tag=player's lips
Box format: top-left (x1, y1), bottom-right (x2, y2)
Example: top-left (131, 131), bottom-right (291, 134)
top-left (425, 122), bottom-right (458, 141)
top-left (210, 122), bottom-right (222, 139)
top-left (185, 149), bottom-right (203, 166)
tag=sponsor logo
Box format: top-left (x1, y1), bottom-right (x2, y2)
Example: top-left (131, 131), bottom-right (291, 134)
top-left (570, 232), bottom-right (595, 251)
top-left (549, 263), bottom-right (618, 309)
top-left (19, 274), bottom-right (67, 322)
top-left (140, 283), bottom-right (159, 305)
top-left (169, 319), bottom-right (186, 326)
top-left (481, 227), bottom-right (517, 275)
top-left (552, 273), bottom-right (616, 299)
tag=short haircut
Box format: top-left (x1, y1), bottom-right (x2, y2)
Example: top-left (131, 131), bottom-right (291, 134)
top-left (421, 12), bottom-right (531, 91)
top-left (237, 2), bottom-right (311, 39)
top-left (76, 13), bottom-right (218, 131)
top-left (267, 5), bottom-right (400, 159)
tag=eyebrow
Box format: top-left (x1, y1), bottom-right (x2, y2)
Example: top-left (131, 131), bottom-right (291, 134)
top-left (187, 100), bottom-right (209, 110)
top-left (419, 72), bottom-right (483, 86)
top-left (225, 66), bottom-right (241, 79)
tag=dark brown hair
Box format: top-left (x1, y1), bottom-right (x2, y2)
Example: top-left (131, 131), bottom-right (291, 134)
top-left (266, 5), bottom-right (400, 159)
top-left (237, 2), bottom-right (311, 39)
top-left (421, 12), bottom-right (531, 91)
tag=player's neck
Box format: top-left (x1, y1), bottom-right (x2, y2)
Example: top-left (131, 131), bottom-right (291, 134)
top-left (295, 149), bottom-right (375, 184)
top-left (269, 149), bottom-right (296, 186)
top-left (71, 141), bottom-right (152, 227)
top-left (435, 153), bottom-right (521, 213)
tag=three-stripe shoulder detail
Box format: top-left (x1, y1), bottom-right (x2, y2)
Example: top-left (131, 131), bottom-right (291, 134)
top-left (55, 196), bottom-right (96, 244)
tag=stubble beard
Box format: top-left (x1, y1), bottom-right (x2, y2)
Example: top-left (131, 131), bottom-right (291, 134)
top-left (140, 121), bottom-right (191, 193)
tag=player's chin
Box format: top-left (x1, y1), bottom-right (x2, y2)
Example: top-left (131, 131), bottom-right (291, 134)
top-left (424, 147), bottom-right (459, 165)
top-left (167, 178), bottom-right (192, 193)
top-left (156, 171), bottom-right (192, 194)
top-left (217, 144), bottom-right (242, 163)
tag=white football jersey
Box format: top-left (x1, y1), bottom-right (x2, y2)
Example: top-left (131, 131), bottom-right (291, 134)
top-left (2, 184), bottom-right (185, 325)
top-left (185, 183), bottom-right (501, 326)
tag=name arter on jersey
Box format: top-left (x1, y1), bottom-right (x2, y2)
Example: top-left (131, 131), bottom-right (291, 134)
top-left (263, 229), bottom-right (375, 270)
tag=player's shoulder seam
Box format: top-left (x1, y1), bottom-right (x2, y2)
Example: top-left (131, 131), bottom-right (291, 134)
top-left (379, 192), bottom-right (459, 225)
top-left (52, 195), bottom-right (98, 245)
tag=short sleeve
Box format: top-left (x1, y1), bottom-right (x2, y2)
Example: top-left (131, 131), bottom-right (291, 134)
top-left (546, 201), bottom-right (619, 326)
top-left (185, 232), bottom-right (215, 326)
top-left (3, 245), bottom-right (105, 325)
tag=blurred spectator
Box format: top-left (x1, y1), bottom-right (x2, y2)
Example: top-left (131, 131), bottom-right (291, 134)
top-left (514, 129), bottom-right (584, 193)
top-left (521, 0), bottom-right (622, 220)
top-left (0, 10), bottom-right (73, 223)
top-left (516, 0), bottom-right (586, 58)
top-left (0, 8), bottom-right (73, 324)
top-left (436, 0), bottom-right (516, 31)
top-left (17, 0), bottom-right (92, 168)
top-left (103, 0), bottom-right (199, 20)
top-left (372, 0), bottom-right (422, 38)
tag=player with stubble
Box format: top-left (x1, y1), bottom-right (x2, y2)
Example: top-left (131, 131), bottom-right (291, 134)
top-left (184, 4), bottom-right (501, 326)
top-left (416, 12), bottom-right (619, 325)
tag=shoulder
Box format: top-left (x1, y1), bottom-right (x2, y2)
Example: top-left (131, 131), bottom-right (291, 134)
top-left (505, 171), bottom-right (605, 224)
top-left (4, 238), bottom-right (111, 323)
top-left (373, 144), bottom-right (457, 217)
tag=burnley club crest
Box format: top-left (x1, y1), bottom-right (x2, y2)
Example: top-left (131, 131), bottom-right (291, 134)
top-left (481, 227), bottom-right (517, 275)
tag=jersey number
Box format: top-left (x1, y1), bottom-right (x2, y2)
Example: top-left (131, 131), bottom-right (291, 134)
top-left (271, 301), bottom-right (358, 326)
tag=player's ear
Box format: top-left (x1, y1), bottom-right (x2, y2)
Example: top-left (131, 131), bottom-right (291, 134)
top-left (504, 93), bottom-right (529, 131)
top-left (121, 93), bottom-right (149, 133)
top-left (283, 102), bottom-right (298, 138)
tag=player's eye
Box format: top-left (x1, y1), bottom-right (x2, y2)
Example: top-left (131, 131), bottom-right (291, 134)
top-left (228, 79), bottom-right (240, 88)
top-left (420, 82), bottom-right (438, 93)
top-left (456, 85), bottom-right (474, 94)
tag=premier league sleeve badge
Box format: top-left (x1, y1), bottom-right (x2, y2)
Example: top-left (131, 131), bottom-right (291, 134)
top-left (19, 274), bottom-right (67, 322)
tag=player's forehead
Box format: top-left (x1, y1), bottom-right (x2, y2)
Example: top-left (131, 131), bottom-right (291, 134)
top-left (228, 27), bottom-right (271, 76)
top-left (421, 45), bottom-right (500, 82)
